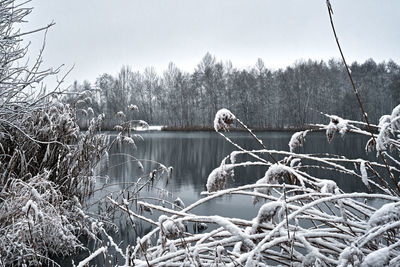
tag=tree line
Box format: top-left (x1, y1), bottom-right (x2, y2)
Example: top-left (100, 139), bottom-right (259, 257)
top-left (69, 53), bottom-right (400, 129)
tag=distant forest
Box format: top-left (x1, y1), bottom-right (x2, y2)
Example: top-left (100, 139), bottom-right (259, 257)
top-left (68, 53), bottom-right (400, 129)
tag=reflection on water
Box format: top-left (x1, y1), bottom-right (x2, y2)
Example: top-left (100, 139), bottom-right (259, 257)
top-left (67, 131), bottom-right (376, 265)
top-left (106, 131), bottom-right (373, 194)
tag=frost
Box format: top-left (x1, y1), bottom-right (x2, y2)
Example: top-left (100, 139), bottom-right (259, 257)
top-left (214, 108), bottom-right (235, 131)
top-left (22, 200), bottom-right (40, 221)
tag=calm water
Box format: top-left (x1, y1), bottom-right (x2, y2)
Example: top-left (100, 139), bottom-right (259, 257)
top-left (67, 130), bottom-right (378, 265)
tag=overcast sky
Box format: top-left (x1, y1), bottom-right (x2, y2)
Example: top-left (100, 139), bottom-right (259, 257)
top-left (22, 0), bottom-right (400, 88)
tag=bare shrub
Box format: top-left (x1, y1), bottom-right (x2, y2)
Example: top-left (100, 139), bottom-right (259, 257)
top-left (0, 0), bottom-right (109, 265)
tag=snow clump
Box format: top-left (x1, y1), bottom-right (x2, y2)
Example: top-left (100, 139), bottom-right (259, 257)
top-left (214, 108), bottom-right (235, 131)
top-left (289, 130), bottom-right (309, 152)
top-left (206, 164), bottom-right (234, 192)
top-left (326, 115), bottom-right (348, 142)
top-left (390, 104), bottom-right (400, 132)
top-left (361, 247), bottom-right (390, 267)
top-left (337, 245), bottom-right (364, 267)
top-left (368, 202), bottom-right (400, 229)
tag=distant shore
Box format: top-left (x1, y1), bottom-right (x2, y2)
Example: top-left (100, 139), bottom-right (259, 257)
top-left (162, 125), bottom-right (313, 132)
top-left (85, 124), bottom-right (316, 132)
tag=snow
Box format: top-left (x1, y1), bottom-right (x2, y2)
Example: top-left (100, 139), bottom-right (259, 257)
top-left (361, 247), bottom-right (390, 267)
top-left (255, 201), bottom-right (283, 224)
top-left (128, 104), bottom-right (139, 111)
top-left (159, 215), bottom-right (185, 238)
top-left (337, 245), bottom-right (363, 267)
top-left (289, 130), bottom-right (309, 152)
top-left (368, 202), bottom-right (400, 228)
top-left (214, 108), bottom-right (235, 131)
top-left (76, 247), bottom-right (107, 267)
top-left (212, 215), bottom-right (254, 248)
top-left (378, 114), bottom-right (391, 128)
top-left (173, 197), bottom-right (185, 209)
top-left (265, 165), bottom-right (287, 184)
top-left (360, 160), bottom-right (369, 188)
top-left (206, 164), bottom-right (234, 192)
top-left (133, 125), bottom-right (163, 131)
top-left (376, 122), bottom-right (391, 153)
top-left (316, 179), bottom-right (338, 194)
top-left (116, 111), bottom-right (126, 118)
top-left (216, 245), bottom-right (224, 261)
top-left (21, 200), bottom-right (40, 221)
top-left (326, 115), bottom-right (348, 142)
top-left (390, 104), bottom-right (400, 132)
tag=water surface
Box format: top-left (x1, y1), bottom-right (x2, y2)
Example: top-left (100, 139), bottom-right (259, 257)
top-left (68, 130), bottom-right (377, 265)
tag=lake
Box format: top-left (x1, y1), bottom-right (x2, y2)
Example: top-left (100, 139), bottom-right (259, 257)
top-left (67, 130), bottom-right (377, 265)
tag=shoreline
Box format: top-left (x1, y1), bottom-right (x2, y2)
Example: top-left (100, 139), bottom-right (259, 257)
top-left (92, 125), bottom-right (315, 132)
top-left (162, 125), bottom-right (312, 132)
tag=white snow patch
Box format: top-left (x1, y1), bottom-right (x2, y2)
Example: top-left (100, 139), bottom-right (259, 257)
top-left (289, 130), bottom-right (309, 152)
top-left (376, 122), bottom-right (391, 153)
top-left (326, 115), bottom-right (348, 142)
top-left (390, 104), bottom-right (400, 132)
top-left (360, 160), bottom-right (369, 188)
top-left (206, 164), bottom-right (234, 192)
top-left (361, 247), bottom-right (390, 267)
top-left (133, 125), bottom-right (163, 131)
top-left (368, 202), bottom-right (400, 228)
top-left (77, 247), bottom-right (107, 267)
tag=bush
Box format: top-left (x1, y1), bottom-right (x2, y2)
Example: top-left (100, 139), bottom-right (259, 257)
top-left (0, 1), bottom-right (108, 265)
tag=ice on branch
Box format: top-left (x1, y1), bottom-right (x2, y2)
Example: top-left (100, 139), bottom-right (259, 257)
top-left (214, 108), bottom-right (235, 131)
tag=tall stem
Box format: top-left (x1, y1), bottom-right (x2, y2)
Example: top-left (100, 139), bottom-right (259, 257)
top-left (325, 1), bottom-right (399, 194)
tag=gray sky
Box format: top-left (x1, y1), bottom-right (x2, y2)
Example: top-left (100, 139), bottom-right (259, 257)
top-left (22, 0), bottom-right (400, 88)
